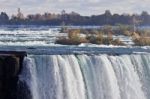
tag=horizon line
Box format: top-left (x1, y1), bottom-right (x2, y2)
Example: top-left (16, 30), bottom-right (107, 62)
top-left (1, 8), bottom-right (149, 17)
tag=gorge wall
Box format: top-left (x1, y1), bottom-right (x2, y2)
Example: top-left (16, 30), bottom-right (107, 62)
top-left (0, 52), bottom-right (27, 99)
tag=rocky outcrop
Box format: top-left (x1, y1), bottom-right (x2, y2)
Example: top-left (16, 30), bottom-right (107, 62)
top-left (2, 56), bottom-right (19, 99)
top-left (0, 52), bottom-right (26, 99)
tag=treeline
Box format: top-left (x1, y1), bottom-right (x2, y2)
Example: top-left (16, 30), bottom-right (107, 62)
top-left (0, 10), bottom-right (150, 25)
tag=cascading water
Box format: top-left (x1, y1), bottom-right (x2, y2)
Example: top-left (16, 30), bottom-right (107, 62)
top-left (19, 54), bottom-right (150, 99)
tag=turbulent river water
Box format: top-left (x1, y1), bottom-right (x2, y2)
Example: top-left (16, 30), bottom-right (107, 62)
top-left (19, 54), bottom-right (150, 99)
top-left (0, 26), bottom-right (66, 45)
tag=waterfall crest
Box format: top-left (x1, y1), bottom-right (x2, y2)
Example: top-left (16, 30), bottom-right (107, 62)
top-left (20, 54), bottom-right (150, 99)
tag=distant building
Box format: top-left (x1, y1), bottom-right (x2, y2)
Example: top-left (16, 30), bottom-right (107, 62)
top-left (70, 11), bottom-right (80, 16)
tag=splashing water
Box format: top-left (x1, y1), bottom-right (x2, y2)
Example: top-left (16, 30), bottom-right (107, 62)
top-left (19, 54), bottom-right (150, 99)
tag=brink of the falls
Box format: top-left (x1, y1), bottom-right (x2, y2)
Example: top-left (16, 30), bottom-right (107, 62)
top-left (19, 54), bottom-right (150, 99)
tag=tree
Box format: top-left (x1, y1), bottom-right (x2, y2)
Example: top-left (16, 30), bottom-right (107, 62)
top-left (104, 10), bottom-right (112, 24)
top-left (132, 14), bottom-right (142, 33)
top-left (0, 12), bottom-right (9, 24)
top-left (141, 11), bottom-right (150, 25)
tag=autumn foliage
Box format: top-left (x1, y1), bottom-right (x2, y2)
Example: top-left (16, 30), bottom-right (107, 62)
top-left (56, 29), bottom-right (124, 45)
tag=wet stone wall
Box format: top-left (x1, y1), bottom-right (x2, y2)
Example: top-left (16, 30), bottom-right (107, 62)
top-left (0, 54), bottom-right (31, 99)
top-left (0, 56), bottom-right (19, 99)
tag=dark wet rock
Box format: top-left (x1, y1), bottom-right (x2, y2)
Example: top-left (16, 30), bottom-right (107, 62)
top-left (4, 56), bottom-right (20, 78)
top-left (0, 55), bottom-right (25, 99)
top-left (1, 56), bottom-right (19, 99)
top-left (2, 77), bottom-right (18, 99)
top-left (0, 57), bottom-right (4, 98)
top-left (0, 57), bottom-right (4, 77)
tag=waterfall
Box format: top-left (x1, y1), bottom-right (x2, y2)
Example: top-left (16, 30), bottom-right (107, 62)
top-left (20, 54), bottom-right (150, 99)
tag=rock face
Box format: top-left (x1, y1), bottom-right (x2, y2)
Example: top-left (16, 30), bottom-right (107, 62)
top-left (0, 55), bottom-right (27, 99)
top-left (0, 57), bottom-right (4, 98)
top-left (2, 56), bottom-right (19, 99)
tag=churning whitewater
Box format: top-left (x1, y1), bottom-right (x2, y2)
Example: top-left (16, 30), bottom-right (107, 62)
top-left (19, 54), bottom-right (150, 99)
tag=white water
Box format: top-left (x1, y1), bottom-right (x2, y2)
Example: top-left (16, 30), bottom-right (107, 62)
top-left (0, 27), bottom-right (67, 45)
top-left (20, 54), bottom-right (150, 99)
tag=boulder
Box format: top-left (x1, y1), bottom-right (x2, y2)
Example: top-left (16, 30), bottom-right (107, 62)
top-left (4, 56), bottom-right (20, 79)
